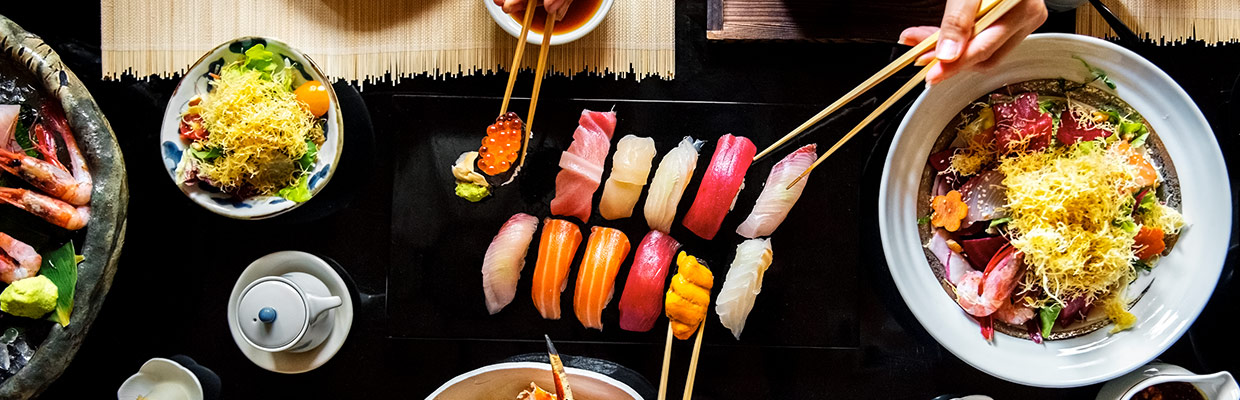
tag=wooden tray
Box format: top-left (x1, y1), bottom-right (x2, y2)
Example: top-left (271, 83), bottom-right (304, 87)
top-left (707, 0), bottom-right (944, 41)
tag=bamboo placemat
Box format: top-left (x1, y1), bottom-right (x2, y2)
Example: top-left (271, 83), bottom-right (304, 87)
top-left (100, 0), bottom-right (674, 82)
top-left (1077, 0), bottom-right (1240, 44)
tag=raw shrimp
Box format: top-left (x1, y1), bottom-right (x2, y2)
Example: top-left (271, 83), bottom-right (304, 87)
top-left (0, 232), bottom-right (42, 283)
top-left (0, 187), bottom-right (90, 230)
top-left (993, 299), bottom-right (1035, 325)
top-left (0, 148), bottom-right (91, 207)
top-left (955, 246), bottom-right (1022, 317)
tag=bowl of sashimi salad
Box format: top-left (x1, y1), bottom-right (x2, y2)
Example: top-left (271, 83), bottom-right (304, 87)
top-left (159, 37), bottom-right (343, 219)
top-left (878, 34), bottom-right (1231, 387)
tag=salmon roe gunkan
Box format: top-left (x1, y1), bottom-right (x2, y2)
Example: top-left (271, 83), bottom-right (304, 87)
top-left (478, 112), bottom-right (525, 175)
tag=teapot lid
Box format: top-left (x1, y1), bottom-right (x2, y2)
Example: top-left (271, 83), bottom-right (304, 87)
top-left (237, 278), bottom-right (307, 350)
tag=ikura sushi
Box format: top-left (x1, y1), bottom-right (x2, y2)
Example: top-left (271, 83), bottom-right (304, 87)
top-left (665, 251), bottom-right (713, 340)
top-left (617, 230), bottom-right (681, 332)
top-left (735, 144), bottom-right (817, 238)
top-left (549, 110), bottom-right (618, 222)
top-left (531, 218), bottom-right (583, 320)
top-left (573, 226), bottom-right (631, 330)
top-left (716, 238), bottom-right (774, 339)
top-left (643, 137), bottom-right (704, 233)
top-left (481, 213), bottom-right (539, 314)
top-left (599, 135), bottom-right (657, 220)
top-left (682, 134), bottom-right (756, 240)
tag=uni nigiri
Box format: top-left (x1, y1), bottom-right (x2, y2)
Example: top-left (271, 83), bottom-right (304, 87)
top-left (531, 218), bottom-right (583, 320)
top-left (617, 230), bottom-right (681, 332)
top-left (735, 144), bottom-right (817, 238)
top-left (599, 135), bottom-right (656, 220)
top-left (482, 213), bottom-right (539, 314)
top-left (682, 134), bottom-right (756, 240)
top-left (644, 137), bottom-right (704, 233)
top-left (550, 110), bottom-right (618, 222)
top-left (716, 238), bottom-right (774, 339)
top-left (573, 226), bottom-right (631, 330)
top-left (665, 251), bottom-right (713, 340)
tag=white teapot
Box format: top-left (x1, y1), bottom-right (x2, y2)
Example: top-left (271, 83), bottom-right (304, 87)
top-left (235, 272), bottom-right (342, 353)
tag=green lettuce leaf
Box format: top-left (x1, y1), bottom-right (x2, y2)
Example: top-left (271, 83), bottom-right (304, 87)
top-left (278, 174), bottom-right (312, 203)
top-left (297, 140), bottom-right (318, 171)
top-left (1040, 303), bottom-right (1063, 338)
top-left (243, 44), bottom-right (279, 79)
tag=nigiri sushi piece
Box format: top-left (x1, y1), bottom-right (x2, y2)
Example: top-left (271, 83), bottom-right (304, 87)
top-left (682, 134), bottom-right (757, 240)
top-left (665, 251), bottom-right (714, 340)
top-left (573, 226), bottom-right (631, 330)
top-left (735, 144), bottom-right (817, 238)
top-left (531, 218), bottom-right (583, 320)
top-left (599, 135), bottom-right (657, 220)
top-left (643, 137), bottom-right (704, 233)
top-left (716, 238), bottom-right (774, 339)
top-left (617, 230), bottom-right (681, 332)
top-left (482, 213), bottom-right (540, 314)
top-left (550, 110), bottom-right (618, 222)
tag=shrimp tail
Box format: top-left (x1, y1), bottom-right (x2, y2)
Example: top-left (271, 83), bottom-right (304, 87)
top-left (0, 187), bottom-right (89, 231)
top-left (0, 232), bottom-right (42, 283)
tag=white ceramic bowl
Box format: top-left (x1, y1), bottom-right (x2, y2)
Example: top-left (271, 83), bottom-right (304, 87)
top-left (159, 36), bottom-right (344, 220)
top-left (878, 34), bottom-right (1231, 387)
top-left (427, 362), bottom-right (641, 400)
top-left (485, 0), bottom-right (615, 45)
top-left (116, 358), bottom-right (204, 400)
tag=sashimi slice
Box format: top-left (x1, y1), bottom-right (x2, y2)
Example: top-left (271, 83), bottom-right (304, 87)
top-left (572, 226), bottom-right (631, 330)
top-left (481, 213), bottom-right (540, 314)
top-left (716, 238), bottom-right (773, 339)
top-left (644, 137), bottom-right (704, 233)
top-left (993, 93), bottom-right (1053, 153)
top-left (531, 218), bottom-right (583, 320)
top-left (682, 134), bottom-right (756, 240)
top-left (550, 109), bottom-right (618, 222)
top-left (736, 144), bottom-right (816, 238)
top-left (617, 230), bottom-right (681, 332)
top-left (0, 105), bottom-right (19, 152)
top-left (599, 135), bottom-right (656, 220)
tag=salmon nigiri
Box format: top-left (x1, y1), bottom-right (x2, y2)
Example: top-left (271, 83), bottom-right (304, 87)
top-left (482, 213), bottom-right (539, 314)
top-left (683, 134), bottom-right (756, 240)
top-left (531, 218), bottom-right (583, 320)
top-left (599, 135), bottom-right (657, 220)
top-left (572, 226), bottom-right (631, 330)
top-left (617, 230), bottom-right (681, 332)
top-left (665, 251), bottom-right (713, 340)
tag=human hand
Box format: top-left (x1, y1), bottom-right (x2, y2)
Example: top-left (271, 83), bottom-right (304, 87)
top-left (494, 0), bottom-right (573, 20)
top-left (899, 0), bottom-right (1048, 85)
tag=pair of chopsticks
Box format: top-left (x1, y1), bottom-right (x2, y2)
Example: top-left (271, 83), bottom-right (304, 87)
top-left (656, 322), bottom-right (706, 400)
top-left (748, 0), bottom-right (1019, 189)
top-left (500, 2), bottom-right (557, 143)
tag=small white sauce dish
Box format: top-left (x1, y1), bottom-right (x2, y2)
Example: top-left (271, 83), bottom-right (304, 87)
top-left (484, 0), bottom-right (615, 45)
top-left (116, 358), bottom-right (204, 400)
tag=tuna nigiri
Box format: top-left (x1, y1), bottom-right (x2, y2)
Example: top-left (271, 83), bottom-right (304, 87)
top-left (573, 226), bottom-right (631, 330)
top-left (644, 137), bottom-right (704, 233)
top-left (665, 251), bottom-right (713, 340)
top-left (617, 230), bottom-right (681, 332)
top-left (531, 218), bottom-right (583, 320)
top-left (482, 213), bottom-right (539, 314)
top-left (716, 238), bottom-right (774, 339)
top-left (550, 110), bottom-right (618, 222)
top-left (735, 144), bottom-right (817, 238)
top-left (599, 135), bottom-right (656, 220)
top-left (683, 134), bottom-right (756, 240)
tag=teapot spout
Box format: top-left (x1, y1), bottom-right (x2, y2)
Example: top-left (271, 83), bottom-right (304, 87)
top-left (1191, 371), bottom-right (1239, 400)
top-left (305, 293), bottom-right (343, 323)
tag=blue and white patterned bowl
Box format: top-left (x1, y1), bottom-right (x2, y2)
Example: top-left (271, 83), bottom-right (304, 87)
top-left (159, 37), bottom-right (343, 220)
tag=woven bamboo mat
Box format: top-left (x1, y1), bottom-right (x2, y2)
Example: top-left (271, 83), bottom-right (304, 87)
top-left (1077, 0), bottom-right (1240, 44)
top-left (100, 0), bottom-right (674, 82)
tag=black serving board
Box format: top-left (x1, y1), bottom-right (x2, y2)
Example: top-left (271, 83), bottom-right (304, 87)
top-left (389, 94), bottom-right (874, 348)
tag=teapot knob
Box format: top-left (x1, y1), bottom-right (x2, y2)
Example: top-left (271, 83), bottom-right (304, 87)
top-left (258, 307), bottom-right (278, 323)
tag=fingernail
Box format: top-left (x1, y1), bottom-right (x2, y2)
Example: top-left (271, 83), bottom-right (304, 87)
top-left (937, 39), bottom-right (960, 61)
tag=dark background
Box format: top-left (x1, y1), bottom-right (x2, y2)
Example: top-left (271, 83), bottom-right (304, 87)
top-left (2, 1), bottom-right (1237, 398)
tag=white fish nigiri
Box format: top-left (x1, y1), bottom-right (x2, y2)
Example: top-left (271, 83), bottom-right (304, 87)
top-left (716, 238), bottom-right (773, 339)
top-left (643, 136), bottom-right (705, 232)
top-left (735, 144), bottom-right (817, 238)
top-left (600, 135), bottom-right (657, 220)
top-left (482, 213), bottom-right (539, 314)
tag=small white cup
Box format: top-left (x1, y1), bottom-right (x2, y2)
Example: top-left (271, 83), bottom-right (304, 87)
top-left (484, 0), bottom-right (615, 45)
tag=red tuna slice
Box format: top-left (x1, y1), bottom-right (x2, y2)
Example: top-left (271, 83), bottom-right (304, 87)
top-left (618, 230), bottom-right (682, 332)
top-left (960, 235), bottom-right (1009, 267)
top-left (550, 109), bottom-right (618, 222)
top-left (993, 93), bottom-right (1053, 153)
top-left (928, 148), bottom-right (955, 172)
top-left (1057, 109), bottom-right (1110, 145)
top-left (682, 134), bottom-right (757, 240)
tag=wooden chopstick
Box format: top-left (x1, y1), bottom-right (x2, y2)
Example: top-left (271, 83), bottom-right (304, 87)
top-left (499, 3), bottom-right (537, 116)
top-left (785, 0), bottom-right (1021, 188)
top-left (751, 0), bottom-right (1006, 162)
top-left (521, 13), bottom-right (555, 167)
top-left (657, 325), bottom-right (674, 400)
top-left (681, 323), bottom-right (706, 400)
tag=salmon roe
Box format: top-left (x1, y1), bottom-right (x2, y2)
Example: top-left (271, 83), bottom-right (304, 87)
top-left (478, 112), bottom-right (525, 175)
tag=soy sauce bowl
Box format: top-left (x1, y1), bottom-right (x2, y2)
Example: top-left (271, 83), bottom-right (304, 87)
top-left (484, 0), bottom-right (615, 45)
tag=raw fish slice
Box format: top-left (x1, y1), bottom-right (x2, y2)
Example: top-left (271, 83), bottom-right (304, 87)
top-left (482, 213), bottom-right (540, 314)
top-left (573, 226), bottom-right (631, 330)
top-left (550, 110), bottom-right (618, 222)
top-left (736, 144), bottom-right (817, 238)
top-left (716, 238), bottom-right (774, 339)
top-left (682, 134), bottom-right (756, 240)
top-left (617, 230), bottom-right (681, 332)
top-left (531, 218), bottom-right (583, 320)
top-left (599, 135), bottom-right (656, 220)
top-left (643, 137), bottom-right (704, 232)
top-left (0, 105), bottom-right (19, 152)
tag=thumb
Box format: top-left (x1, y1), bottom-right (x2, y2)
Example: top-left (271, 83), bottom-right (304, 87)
top-left (936, 0), bottom-right (981, 62)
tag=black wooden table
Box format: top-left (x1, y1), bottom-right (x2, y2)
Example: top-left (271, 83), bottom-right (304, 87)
top-left (2, 2), bottom-right (1236, 398)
